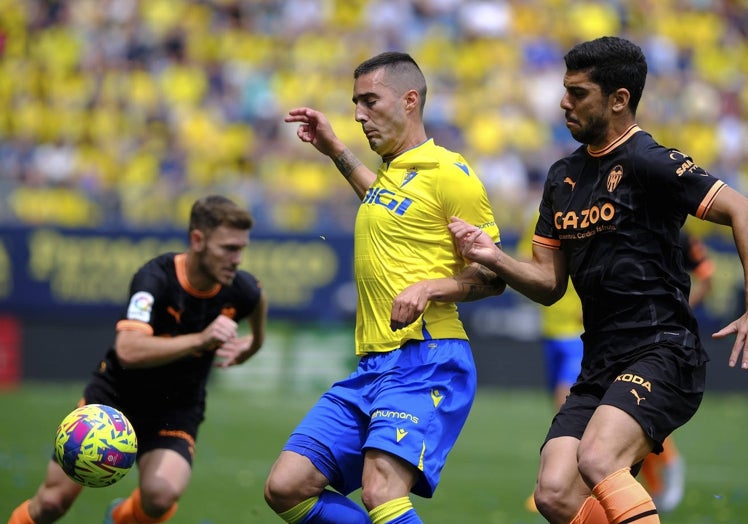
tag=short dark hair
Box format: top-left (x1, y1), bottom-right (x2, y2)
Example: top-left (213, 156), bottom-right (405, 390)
top-left (354, 51), bottom-right (427, 113)
top-left (564, 36), bottom-right (647, 115)
top-left (189, 195), bottom-right (253, 234)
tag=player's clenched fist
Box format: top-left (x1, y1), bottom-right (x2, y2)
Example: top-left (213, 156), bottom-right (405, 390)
top-left (202, 315), bottom-right (238, 350)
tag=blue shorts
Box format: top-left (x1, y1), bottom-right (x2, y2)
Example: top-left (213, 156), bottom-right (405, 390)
top-left (543, 337), bottom-right (583, 391)
top-left (283, 338), bottom-right (477, 498)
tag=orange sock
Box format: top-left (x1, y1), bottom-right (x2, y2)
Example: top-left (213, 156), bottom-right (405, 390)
top-left (640, 456), bottom-right (662, 494)
top-left (641, 437), bottom-right (679, 493)
top-left (593, 467), bottom-right (659, 523)
top-left (659, 437), bottom-right (679, 463)
top-left (569, 496), bottom-right (608, 524)
top-left (8, 500), bottom-right (34, 524)
top-left (112, 488), bottom-right (178, 524)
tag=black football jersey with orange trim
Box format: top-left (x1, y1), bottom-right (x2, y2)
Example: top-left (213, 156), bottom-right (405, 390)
top-left (535, 126), bottom-right (724, 364)
top-left (91, 252), bottom-right (262, 408)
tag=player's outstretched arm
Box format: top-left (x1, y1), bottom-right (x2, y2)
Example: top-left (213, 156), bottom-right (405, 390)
top-left (703, 185), bottom-right (748, 369)
top-left (448, 216), bottom-right (568, 306)
top-left (285, 107), bottom-right (376, 199)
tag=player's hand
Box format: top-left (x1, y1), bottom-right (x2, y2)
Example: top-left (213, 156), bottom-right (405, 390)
top-left (214, 336), bottom-right (259, 368)
top-left (390, 281), bottom-right (431, 331)
top-left (285, 107), bottom-right (340, 157)
top-left (201, 315), bottom-right (238, 350)
top-left (712, 312), bottom-right (748, 369)
top-left (448, 217), bottom-right (501, 268)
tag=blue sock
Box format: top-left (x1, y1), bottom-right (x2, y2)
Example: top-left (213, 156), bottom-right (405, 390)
top-left (301, 489), bottom-right (371, 524)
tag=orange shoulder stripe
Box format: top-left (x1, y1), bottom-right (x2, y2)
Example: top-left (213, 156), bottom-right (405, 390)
top-left (532, 234), bottom-right (560, 250)
top-left (695, 181), bottom-right (726, 219)
top-left (116, 319), bottom-right (154, 335)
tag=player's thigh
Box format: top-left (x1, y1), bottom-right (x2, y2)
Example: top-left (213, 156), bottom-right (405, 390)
top-left (579, 404), bottom-right (652, 474)
top-left (361, 449), bottom-right (419, 508)
top-left (138, 448), bottom-right (192, 496)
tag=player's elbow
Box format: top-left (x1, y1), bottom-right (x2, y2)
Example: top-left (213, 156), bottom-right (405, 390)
top-left (537, 296), bottom-right (557, 307)
top-left (534, 282), bottom-right (566, 307)
top-left (114, 347), bottom-right (142, 369)
top-left (114, 332), bottom-right (148, 368)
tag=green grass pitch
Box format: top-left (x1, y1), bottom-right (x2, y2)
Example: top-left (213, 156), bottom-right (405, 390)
top-left (1, 382), bottom-right (746, 523)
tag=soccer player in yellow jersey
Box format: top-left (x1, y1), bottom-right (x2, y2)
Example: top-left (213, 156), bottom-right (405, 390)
top-left (264, 52), bottom-right (505, 524)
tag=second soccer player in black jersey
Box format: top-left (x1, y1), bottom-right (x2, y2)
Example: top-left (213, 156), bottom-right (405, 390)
top-left (8, 195), bottom-right (268, 524)
top-left (450, 36), bottom-right (748, 524)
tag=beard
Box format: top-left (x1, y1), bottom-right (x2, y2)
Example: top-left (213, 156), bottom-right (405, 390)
top-left (569, 113), bottom-right (609, 146)
top-left (197, 251), bottom-right (233, 286)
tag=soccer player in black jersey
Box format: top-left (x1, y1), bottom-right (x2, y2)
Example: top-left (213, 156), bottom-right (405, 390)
top-left (8, 195), bottom-right (268, 524)
top-left (638, 231), bottom-right (714, 513)
top-left (450, 36), bottom-right (748, 524)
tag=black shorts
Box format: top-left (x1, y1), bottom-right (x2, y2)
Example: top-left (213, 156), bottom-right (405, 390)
top-left (82, 380), bottom-right (204, 465)
top-left (543, 343), bottom-right (706, 454)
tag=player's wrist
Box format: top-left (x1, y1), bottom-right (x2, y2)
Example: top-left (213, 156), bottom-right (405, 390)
top-left (332, 148), bottom-right (362, 179)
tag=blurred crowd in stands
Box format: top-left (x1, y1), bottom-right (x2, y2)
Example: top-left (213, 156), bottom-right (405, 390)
top-left (0, 0), bottom-right (746, 236)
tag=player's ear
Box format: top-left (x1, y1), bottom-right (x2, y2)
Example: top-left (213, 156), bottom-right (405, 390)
top-left (190, 228), bottom-right (206, 251)
top-left (611, 87), bottom-right (630, 114)
top-left (403, 89), bottom-right (419, 114)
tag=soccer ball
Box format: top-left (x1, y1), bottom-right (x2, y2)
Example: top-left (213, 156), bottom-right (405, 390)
top-left (54, 404), bottom-right (138, 488)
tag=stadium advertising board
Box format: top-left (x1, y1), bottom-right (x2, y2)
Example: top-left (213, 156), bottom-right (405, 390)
top-left (0, 226), bottom-right (355, 322)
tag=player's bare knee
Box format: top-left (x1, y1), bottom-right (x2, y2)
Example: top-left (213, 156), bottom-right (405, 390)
top-left (140, 485), bottom-right (181, 517)
top-left (533, 481), bottom-right (563, 517)
top-left (360, 480), bottom-right (393, 511)
top-left (577, 445), bottom-right (615, 486)
top-left (264, 470), bottom-right (305, 512)
top-left (534, 471), bottom-right (582, 521)
top-left (359, 486), bottom-right (376, 511)
top-left (263, 472), bottom-right (285, 508)
top-left (34, 491), bottom-right (74, 521)
top-left (142, 497), bottom-right (178, 518)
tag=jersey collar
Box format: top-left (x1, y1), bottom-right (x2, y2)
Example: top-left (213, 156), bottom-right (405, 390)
top-left (587, 125), bottom-right (641, 157)
top-left (175, 253), bottom-right (221, 298)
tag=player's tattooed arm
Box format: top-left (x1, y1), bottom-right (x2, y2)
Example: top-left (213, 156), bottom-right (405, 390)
top-left (333, 149), bottom-right (363, 179)
top-left (449, 263), bottom-right (507, 301)
top-left (389, 261), bottom-right (506, 331)
top-left (332, 148), bottom-right (376, 200)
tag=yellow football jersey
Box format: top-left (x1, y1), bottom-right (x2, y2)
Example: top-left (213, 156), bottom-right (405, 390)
top-left (354, 139), bottom-right (499, 355)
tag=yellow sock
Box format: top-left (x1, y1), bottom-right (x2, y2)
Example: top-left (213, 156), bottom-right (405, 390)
top-left (112, 488), bottom-right (178, 524)
top-left (594, 467), bottom-right (659, 523)
top-left (8, 500), bottom-right (35, 524)
top-left (369, 496), bottom-right (414, 524)
top-left (278, 497), bottom-right (318, 524)
top-left (569, 496), bottom-right (608, 524)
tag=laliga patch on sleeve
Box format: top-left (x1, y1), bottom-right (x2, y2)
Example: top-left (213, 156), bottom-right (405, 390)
top-left (127, 291), bottom-right (154, 322)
